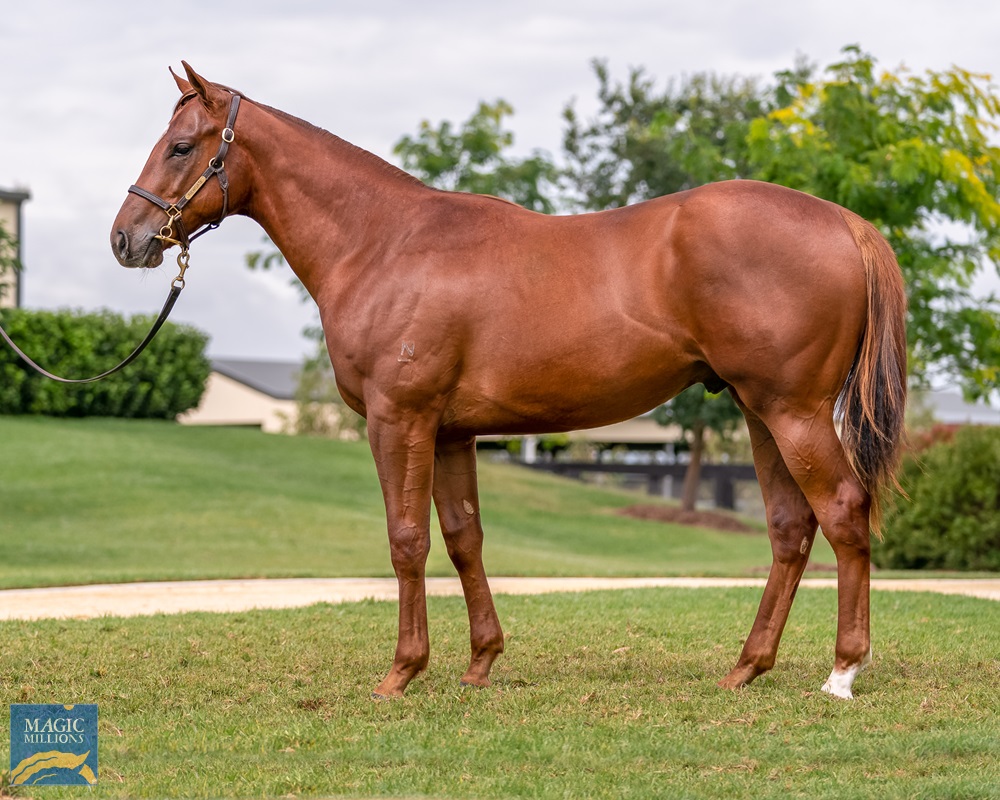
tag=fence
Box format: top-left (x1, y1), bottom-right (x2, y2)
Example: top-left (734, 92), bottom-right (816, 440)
top-left (522, 461), bottom-right (758, 510)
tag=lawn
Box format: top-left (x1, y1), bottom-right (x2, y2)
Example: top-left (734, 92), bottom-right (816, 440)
top-left (1, 587), bottom-right (997, 798)
top-left (0, 416), bottom-right (810, 589)
top-left (1, 417), bottom-right (997, 798)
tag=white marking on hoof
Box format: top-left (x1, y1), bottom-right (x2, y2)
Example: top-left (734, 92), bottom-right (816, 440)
top-left (821, 648), bottom-right (872, 700)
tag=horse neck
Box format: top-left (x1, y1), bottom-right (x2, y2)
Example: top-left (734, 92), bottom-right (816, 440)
top-left (237, 100), bottom-right (430, 299)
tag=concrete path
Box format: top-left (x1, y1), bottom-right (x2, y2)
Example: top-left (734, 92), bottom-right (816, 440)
top-left (0, 576), bottom-right (997, 621)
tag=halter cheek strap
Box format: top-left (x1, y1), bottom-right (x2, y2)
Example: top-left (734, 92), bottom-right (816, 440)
top-left (128, 93), bottom-right (242, 251)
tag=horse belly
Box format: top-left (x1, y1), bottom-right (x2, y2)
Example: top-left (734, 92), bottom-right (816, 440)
top-left (442, 327), bottom-right (699, 437)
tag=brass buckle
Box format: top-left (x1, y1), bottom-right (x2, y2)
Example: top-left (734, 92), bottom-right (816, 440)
top-left (173, 248), bottom-right (191, 289)
top-left (156, 206), bottom-right (184, 247)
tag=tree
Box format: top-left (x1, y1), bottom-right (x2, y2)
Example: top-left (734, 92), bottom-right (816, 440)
top-left (653, 386), bottom-right (744, 512)
top-left (562, 60), bottom-right (775, 209)
top-left (394, 99), bottom-right (559, 212)
top-left (747, 46), bottom-right (1000, 399)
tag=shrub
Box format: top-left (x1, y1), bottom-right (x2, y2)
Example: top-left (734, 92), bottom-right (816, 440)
top-left (0, 308), bottom-right (210, 419)
top-left (874, 426), bottom-right (1000, 571)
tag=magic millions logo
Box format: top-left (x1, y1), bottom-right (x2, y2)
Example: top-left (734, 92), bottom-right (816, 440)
top-left (9, 704), bottom-right (98, 786)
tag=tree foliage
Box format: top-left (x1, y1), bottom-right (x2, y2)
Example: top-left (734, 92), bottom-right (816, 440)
top-left (564, 48), bottom-right (1000, 399)
top-left (748, 46), bottom-right (1000, 398)
top-left (394, 100), bottom-right (558, 213)
top-left (563, 60), bottom-right (774, 207)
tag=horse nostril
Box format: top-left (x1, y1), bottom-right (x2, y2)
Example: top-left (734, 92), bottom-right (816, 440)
top-left (115, 230), bottom-right (129, 259)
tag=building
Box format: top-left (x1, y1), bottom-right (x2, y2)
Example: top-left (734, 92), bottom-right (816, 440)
top-left (918, 388), bottom-right (1000, 426)
top-left (178, 358), bottom-right (300, 433)
top-left (0, 186), bottom-right (30, 309)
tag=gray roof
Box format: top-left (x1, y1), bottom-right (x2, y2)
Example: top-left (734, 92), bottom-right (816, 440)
top-left (211, 358), bottom-right (303, 400)
top-left (0, 187), bottom-right (30, 204)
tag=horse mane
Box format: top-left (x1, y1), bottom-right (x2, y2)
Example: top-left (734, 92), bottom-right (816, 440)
top-left (250, 98), bottom-right (429, 190)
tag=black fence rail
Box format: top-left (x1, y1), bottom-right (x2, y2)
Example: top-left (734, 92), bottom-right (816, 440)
top-left (522, 461), bottom-right (758, 510)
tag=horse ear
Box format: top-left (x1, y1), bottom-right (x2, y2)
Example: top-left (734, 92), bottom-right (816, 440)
top-left (170, 66), bottom-right (192, 95)
top-left (180, 60), bottom-right (226, 111)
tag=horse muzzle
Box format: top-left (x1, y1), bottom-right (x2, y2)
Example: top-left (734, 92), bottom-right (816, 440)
top-left (112, 226), bottom-right (165, 269)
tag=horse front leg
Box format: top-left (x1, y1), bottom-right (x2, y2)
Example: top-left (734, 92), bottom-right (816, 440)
top-left (368, 416), bottom-right (437, 698)
top-left (432, 436), bottom-right (504, 687)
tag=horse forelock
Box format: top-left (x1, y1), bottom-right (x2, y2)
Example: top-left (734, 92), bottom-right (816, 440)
top-left (171, 83), bottom-right (244, 117)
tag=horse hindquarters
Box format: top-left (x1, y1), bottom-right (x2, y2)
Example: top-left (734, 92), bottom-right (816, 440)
top-left (718, 207), bottom-right (905, 699)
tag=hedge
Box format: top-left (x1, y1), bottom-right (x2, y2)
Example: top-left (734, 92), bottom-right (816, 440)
top-left (0, 307), bottom-right (210, 418)
top-left (875, 425), bottom-right (1000, 571)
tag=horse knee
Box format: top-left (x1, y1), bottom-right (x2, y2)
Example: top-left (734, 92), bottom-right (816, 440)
top-left (388, 525), bottom-right (431, 577)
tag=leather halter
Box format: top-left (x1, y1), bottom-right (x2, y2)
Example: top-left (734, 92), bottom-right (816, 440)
top-left (128, 92), bottom-right (243, 255)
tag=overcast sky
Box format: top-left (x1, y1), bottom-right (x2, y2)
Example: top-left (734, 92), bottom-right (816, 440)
top-left (2, 0), bottom-right (999, 363)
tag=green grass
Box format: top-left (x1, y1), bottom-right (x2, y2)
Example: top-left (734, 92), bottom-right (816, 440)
top-left (0, 416), bottom-right (803, 589)
top-left (1, 587), bottom-right (997, 798)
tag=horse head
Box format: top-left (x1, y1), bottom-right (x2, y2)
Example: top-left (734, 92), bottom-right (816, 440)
top-left (111, 62), bottom-right (244, 269)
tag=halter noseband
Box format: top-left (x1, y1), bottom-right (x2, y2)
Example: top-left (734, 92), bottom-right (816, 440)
top-left (128, 92), bottom-right (242, 282)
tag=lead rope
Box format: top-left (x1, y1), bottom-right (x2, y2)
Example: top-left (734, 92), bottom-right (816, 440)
top-left (0, 253), bottom-right (190, 384)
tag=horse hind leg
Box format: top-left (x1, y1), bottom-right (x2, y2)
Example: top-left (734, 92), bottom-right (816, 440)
top-left (719, 399), bottom-right (819, 690)
top-left (755, 403), bottom-right (874, 699)
top-left (432, 437), bottom-right (505, 687)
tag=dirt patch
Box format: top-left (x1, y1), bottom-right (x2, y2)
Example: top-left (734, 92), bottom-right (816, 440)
top-left (617, 504), bottom-right (758, 534)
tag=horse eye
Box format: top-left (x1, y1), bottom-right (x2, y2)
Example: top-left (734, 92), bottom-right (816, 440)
top-left (171, 143), bottom-right (194, 157)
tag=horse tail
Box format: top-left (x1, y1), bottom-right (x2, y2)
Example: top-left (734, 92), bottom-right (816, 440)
top-left (836, 208), bottom-right (908, 536)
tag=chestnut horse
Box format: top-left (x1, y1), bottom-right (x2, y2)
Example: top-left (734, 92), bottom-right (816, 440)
top-left (112, 64), bottom-right (906, 700)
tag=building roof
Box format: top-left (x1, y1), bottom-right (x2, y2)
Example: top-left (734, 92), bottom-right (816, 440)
top-left (921, 389), bottom-right (1000, 426)
top-left (211, 358), bottom-right (302, 400)
top-left (0, 187), bottom-right (31, 204)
